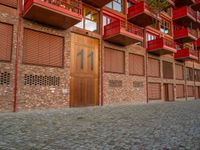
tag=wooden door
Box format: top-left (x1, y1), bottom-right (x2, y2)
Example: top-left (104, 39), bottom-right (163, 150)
top-left (70, 33), bottom-right (99, 107)
top-left (164, 84), bottom-right (174, 101)
top-left (195, 86), bottom-right (200, 99)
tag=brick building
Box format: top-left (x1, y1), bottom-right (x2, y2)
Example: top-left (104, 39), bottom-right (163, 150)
top-left (0, 0), bottom-right (200, 112)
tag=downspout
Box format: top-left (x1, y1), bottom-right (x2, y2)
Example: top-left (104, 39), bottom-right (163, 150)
top-left (193, 60), bottom-right (195, 100)
top-left (144, 28), bottom-right (149, 103)
top-left (100, 9), bottom-right (104, 106)
top-left (14, 0), bottom-right (22, 112)
top-left (184, 61), bottom-right (187, 101)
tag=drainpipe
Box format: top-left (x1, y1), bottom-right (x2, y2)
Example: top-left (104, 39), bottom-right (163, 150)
top-left (14, 0), bottom-right (22, 112)
top-left (144, 28), bottom-right (149, 103)
top-left (193, 60), bottom-right (196, 100)
top-left (100, 9), bottom-right (104, 106)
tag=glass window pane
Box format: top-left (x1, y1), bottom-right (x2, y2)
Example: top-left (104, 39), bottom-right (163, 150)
top-left (85, 20), bottom-right (97, 32)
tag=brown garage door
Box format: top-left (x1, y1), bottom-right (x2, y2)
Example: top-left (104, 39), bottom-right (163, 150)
top-left (176, 84), bottom-right (185, 98)
top-left (187, 86), bottom-right (194, 97)
top-left (148, 83), bottom-right (161, 100)
top-left (164, 84), bottom-right (174, 101)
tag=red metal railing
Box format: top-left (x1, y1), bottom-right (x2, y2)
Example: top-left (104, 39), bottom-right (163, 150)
top-left (24, 0), bottom-right (82, 16)
top-left (147, 38), bottom-right (176, 50)
top-left (103, 20), bottom-right (144, 38)
top-left (175, 48), bottom-right (198, 59)
top-left (174, 28), bottom-right (197, 39)
top-left (194, 38), bottom-right (200, 47)
top-left (173, 6), bottom-right (196, 20)
top-left (128, 1), bottom-right (151, 18)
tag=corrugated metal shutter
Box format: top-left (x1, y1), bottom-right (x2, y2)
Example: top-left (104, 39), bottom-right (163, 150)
top-left (0, 0), bottom-right (17, 8)
top-left (148, 83), bottom-right (161, 100)
top-left (163, 61), bottom-right (173, 79)
top-left (104, 48), bottom-right (125, 73)
top-left (187, 86), bottom-right (194, 97)
top-left (23, 29), bottom-right (64, 67)
top-left (176, 84), bottom-right (184, 98)
top-left (175, 64), bottom-right (183, 80)
top-left (148, 58), bottom-right (160, 77)
top-left (129, 54), bottom-right (144, 75)
top-left (0, 23), bottom-right (13, 62)
top-left (168, 84), bottom-right (174, 101)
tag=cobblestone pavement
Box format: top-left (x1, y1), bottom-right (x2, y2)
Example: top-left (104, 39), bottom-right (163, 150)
top-left (0, 101), bottom-right (200, 150)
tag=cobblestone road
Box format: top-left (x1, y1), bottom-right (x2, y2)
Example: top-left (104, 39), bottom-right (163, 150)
top-left (0, 101), bottom-right (200, 150)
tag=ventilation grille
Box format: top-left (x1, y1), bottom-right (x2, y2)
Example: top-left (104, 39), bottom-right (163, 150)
top-left (0, 72), bottom-right (10, 85)
top-left (24, 74), bottom-right (60, 86)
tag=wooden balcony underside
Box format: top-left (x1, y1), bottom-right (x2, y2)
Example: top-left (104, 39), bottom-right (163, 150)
top-left (82, 0), bottom-right (112, 7)
top-left (175, 0), bottom-right (195, 7)
top-left (128, 13), bottom-right (155, 27)
top-left (174, 35), bottom-right (197, 43)
top-left (104, 30), bottom-right (143, 46)
top-left (148, 46), bottom-right (177, 56)
top-left (23, 1), bottom-right (82, 29)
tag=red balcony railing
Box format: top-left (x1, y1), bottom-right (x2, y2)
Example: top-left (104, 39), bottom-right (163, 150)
top-left (175, 0), bottom-right (195, 7)
top-left (103, 20), bottom-right (144, 46)
top-left (194, 38), bottom-right (200, 48)
top-left (174, 28), bottom-right (197, 43)
top-left (175, 48), bottom-right (198, 61)
top-left (173, 6), bottom-right (196, 27)
top-left (191, 0), bottom-right (200, 11)
top-left (147, 38), bottom-right (177, 55)
top-left (82, 0), bottom-right (112, 8)
top-left (23, 0), bottom-right (82, 29)
top-left (128, 2), bottom-right (155, 27)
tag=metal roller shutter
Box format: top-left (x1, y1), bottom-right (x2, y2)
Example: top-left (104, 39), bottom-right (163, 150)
top-left (187, 86), bottom-right (194, 97)
top-left (163, 61), bottom-right (173, 79)
top-left (129, 54), bottom-right (144, 75)
top-left (0, 23), bottom-right (13, 62)
top-left (23, 29), bottom-right (64, 67)
top-left (0, 0), bottom-right (17, 8)
top-left (176, 84), bottom-right (184, 98)
top-left (148, 83), bottom-right (161, 100)
top-left (148, 58), bottom-right (160, 77)
top-left (104, 48), bottom-right (125, 73)
top-left (175, 64), bottom-right (184, 80)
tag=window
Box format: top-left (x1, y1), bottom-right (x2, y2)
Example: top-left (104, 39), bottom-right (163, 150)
top-left (148, 58), bottom-right (160, 77)
top-left (129, 54), bottom-right (144, 76)
top-left (175, 64), bottom-right (184, 80)
top-left (146, 32), bottom-right (158, 42)
top-left (186, 67), bottom-right (194, 81)
top-left (75, 6), bottom-right (99, 33)
top-left (106, 0), bottom-right (124, 13)
top-left (160, 19), bottom-right (171, 35)
top-left (23, 29), bottom-right (64, 67)
top-left (104, 48), bottom-right (125, 73)
top-left (163, 61), bottom-right (173, 79)
top-left (162, 8), bottom-right (171, 16)
top-left (194, 69), bottom-right (200, 82)
top-left (0, 23), bottom-right (13, 62)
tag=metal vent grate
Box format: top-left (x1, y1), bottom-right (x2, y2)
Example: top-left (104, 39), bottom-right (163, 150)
top-left (24, 74), bottom-right (60, 86)
top-left (0, 72), bottom-right (10, 85)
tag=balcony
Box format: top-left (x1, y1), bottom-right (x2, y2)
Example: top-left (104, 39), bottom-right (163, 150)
top-left (175, 49), bottom-right (198, 61)
top-left (128, 2), bottom-right (156, 27)
top-left (147, 38), bottom-right (177, 55)
top-left (175, 0), bottom-right (195, 7)
top-left (191, 0), bottom-right (200, 11)
top-left (173, 6), bottom-right (196, 27)
top-left (103, 20), bottom-right (144, 46)
top-left (194, 38), bottom-right (200, 49)
top-left (174, 28), bottom-right (197, 43)
top-left (23, 0), bottom-right (82, 29)
top-left (82, 0), bottom-right (112, 8)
